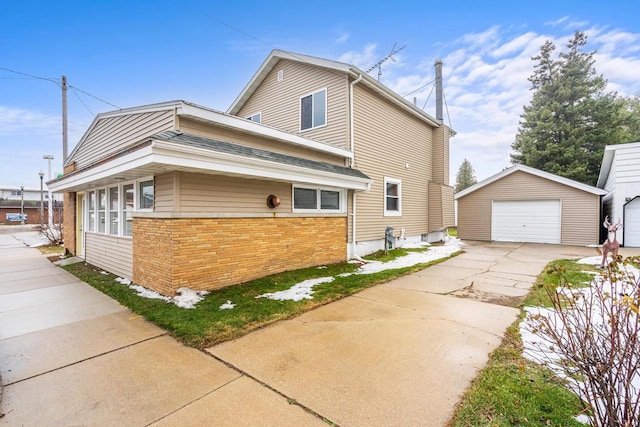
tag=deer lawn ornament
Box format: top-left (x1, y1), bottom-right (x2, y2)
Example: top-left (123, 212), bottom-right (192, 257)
top-left (601, 216), bottom-right (623, 268)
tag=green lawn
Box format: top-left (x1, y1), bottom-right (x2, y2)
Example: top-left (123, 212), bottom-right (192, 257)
top-left (448, 258), bottom-right (600, 426)
top-left (63, 246), bottom-right (460, 349)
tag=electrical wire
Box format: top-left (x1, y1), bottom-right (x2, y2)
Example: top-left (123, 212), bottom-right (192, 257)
top-left (68, 85), bottom-right (121, 110)
top-left (0, 67), bottom-right (59, 85)
top-left (69, 86), bottom-right (94, 116)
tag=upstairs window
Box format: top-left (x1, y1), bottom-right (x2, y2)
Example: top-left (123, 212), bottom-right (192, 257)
top-left (300, 88), bottom-right (326, 131)
top-left (384, 177), bottom-right (402, 216)
top-left (246, 112), bottom-right (261, 123)
top-left (138, 179), bottom-right (154, 210)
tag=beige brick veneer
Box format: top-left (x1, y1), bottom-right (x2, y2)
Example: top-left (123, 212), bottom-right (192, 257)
top-left (133, 216), bottom-right (346, 296)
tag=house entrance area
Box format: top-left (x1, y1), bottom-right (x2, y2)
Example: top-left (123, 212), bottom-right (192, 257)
top-left (491, 199), bottom-right (561, 244)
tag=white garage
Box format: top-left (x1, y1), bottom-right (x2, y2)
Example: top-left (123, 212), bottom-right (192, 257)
top-left (624, 197), bottom-right (640, 247)
top-left (491, 200), bottom-right (561, 244)
top-left (456, 165), bottom-right (607, 246)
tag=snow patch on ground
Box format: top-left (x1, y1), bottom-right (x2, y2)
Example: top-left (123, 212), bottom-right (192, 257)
top-left (115, 278), bottom-right (207, 309)
top-left (219, 300), bottom-right (235, 310)
top-left (260, 239), bottom-right (462, 301)
top-left (256, 276), bottom-right (335, 301)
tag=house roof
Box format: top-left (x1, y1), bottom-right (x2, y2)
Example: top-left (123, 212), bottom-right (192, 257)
top-left (65, 100), bottom-right (354, 167)
top-left (227, 49), bottom-right (444, 129)
top-left (48, 131), bottom-right (372, 193)
top-left (454, 164), bottom-right (607, 199)
top-left (596, 141), bottom-right (640, 188)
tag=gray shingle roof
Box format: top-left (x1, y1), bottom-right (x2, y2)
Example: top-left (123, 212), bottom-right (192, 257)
top-left (150, 130), bottom-right (370, 180)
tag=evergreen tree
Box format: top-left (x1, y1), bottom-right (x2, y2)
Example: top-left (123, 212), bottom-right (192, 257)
top-left (455, 159), bottom-right (477, 193)
top-left (512, 30), bottom-right (634, 185)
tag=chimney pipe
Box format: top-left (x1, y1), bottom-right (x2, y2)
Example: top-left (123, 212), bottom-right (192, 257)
top-left (435, 59), bottom-right (443, 121)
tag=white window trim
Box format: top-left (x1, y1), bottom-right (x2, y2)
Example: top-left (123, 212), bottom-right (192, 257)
top-left (299, 87), bottom-right (327, 132)
top-left (246, 112), bottom-right (261, 123)
top-left (292, 184), bottom-right (345, 213)
top-left (84, 176), bottom-right (154, 237)
top-left (383, 177), bottom-right (402, 217)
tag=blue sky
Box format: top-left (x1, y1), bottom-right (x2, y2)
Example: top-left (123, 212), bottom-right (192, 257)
top-left (2, 0), bottom-right (640, 189)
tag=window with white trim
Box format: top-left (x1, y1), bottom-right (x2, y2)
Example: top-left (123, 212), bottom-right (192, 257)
top-left (97, 189), bottom-right (106, 233)
top-left (300, 88), bottom-right (326, 131)
top-left (384, 177), bottom-right (402, 216)
top-left (246, 112), bottom-right (261, 123)
top-left (293, 186), bottom-right (343, 212)
top-left (108, 186), bottom-right (119, 235)
top-left (84, 178), bottom-right (152, 237)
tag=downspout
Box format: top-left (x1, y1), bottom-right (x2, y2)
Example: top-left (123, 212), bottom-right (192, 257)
top-left (349, 74), bottom-right (363, 259)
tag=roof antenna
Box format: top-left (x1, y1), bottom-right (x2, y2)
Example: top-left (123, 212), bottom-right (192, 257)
top-left (366, 43), bottom-right (407, 82)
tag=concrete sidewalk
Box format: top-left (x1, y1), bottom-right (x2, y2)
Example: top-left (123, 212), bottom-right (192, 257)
top-left (1, 231), bottom-right (618, 426)
top-left (0, 230), bottom-right (321, 426)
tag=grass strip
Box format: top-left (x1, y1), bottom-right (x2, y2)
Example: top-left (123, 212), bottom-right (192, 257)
top-left (63, 246), bottom-right (460, 349)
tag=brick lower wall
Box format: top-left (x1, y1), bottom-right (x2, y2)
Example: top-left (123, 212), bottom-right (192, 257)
top-left (133, 216), bottom-right (347, 295)
top-left (63, 193), bottom-right (76, 255)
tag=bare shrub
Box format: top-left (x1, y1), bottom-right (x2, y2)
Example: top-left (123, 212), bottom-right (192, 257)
top-left (38, 201), bottom-right (63, 245)
top-left (522, 256), bottom-right (640, 426)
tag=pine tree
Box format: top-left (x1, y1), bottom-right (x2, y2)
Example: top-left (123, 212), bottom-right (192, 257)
top-left (455, 159), bottom-right (477, 193)
top-left (511, 30), bottom-right (631, 185)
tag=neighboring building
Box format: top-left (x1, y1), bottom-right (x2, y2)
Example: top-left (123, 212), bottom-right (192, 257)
top-left (597, 142), bottom-right (640, 247)
top-left (48, 50), bottom-right (454, 296)
top-left (0, 187), bottom-right (63, 225)
top-left (455, 165), bottom-right (606, 245)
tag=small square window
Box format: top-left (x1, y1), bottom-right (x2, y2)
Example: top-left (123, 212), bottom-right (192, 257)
top-left (294, 188), bottom-right (317, 210)
top-left (293, 186), bottom-right (343, 212)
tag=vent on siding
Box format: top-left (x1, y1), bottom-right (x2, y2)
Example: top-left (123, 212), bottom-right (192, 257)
top-left (277, 69), bottom-right (284, 81)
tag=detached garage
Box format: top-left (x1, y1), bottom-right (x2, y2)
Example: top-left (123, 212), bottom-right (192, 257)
top-left (456, 165), bottom-right (607, 246)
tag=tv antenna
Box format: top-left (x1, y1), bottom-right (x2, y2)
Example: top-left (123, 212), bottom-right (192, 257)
top-left (366, 43), bottom-right (407, 81)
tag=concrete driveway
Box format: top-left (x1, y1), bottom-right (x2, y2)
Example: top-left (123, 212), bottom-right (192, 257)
top-left (1, 229), bottom-right (614, 426)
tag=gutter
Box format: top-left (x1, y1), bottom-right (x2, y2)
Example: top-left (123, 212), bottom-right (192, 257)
top-left (350, 74), bottom-right (363, 259)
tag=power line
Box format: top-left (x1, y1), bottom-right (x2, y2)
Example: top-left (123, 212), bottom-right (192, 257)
top-left (0, 67), bottom-right (59, 85)
top-left (69, 86), bottom-right (94, 116)
top-left (68, 85), bottom-right (121, 110)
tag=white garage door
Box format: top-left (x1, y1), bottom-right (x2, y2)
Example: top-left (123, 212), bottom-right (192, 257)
top-left (492, 200), bottom-right (561, 244)
top-left (624, 197), bottom-right (640, 247)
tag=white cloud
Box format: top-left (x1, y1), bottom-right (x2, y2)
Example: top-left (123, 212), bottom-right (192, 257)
top-left (336, 32), bottom-right (349, 44)
top-left (0, 106), bottom-right (60, 136)
top-left (338, 43), bottom-right (378, 70)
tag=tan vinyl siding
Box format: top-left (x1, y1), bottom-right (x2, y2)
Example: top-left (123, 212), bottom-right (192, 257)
top-left (353, 84), bottom-right (433, 241)
top-left (428, 183), bottom-right (455, 230)
top-left (236, 59), bottom-right (349, 150)
top-left (71, 110), bottom-right (174, 169)
top-left (457, 171), bottom-right (601, 245)
top-left (178, 172), bottom-right (293, 213)
top-left (432, 126), bottom-right (451, 185)
top-left (178, 117), bottom-right (343, 165)
top-left (85, 233), bottom-right (133, 279)
top-left (154, 173), bottom-right (175, 212)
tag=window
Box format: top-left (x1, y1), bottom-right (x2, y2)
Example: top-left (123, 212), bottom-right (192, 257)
top-left (123, 184), bottom-right (134, 236)
top-left (97, 189), bottom-right (106, 233)
top-left (87, 191), bottom-right (96, 231)
top-left (108, 187), bottom-right (119, 235)
top-left (293, 186), bottom-right (343, 212)
top-left (300, 88), bottom-right (326, 131)
top-left (138, 180), bottom-right (154, 210)
top-left (246, 113), bottom-right (261, 123)
top-left (384, 177), bottom-right (402, 216)
top-left (11, 190), bottom-right (21, 196)
top-left (83, 178), bottom-right (151, 237)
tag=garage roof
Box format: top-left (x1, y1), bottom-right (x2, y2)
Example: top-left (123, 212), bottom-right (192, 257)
top-left (455, 164), bottom-right (607, 199)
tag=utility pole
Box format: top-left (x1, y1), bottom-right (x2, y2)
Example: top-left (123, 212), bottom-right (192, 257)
top-left (62, 75), bottom-right (68, 163)
top-left (20, 185), bottom-right (25, 225)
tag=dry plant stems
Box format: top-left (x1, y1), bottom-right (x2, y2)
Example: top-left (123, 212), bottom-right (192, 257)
top-left (37, 202), bottom-right (63, 245)
top-left (524, 256), bottom-right (640, 427)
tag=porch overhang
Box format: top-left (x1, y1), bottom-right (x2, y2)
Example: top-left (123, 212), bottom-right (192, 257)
top-left (48, 135), bottom-right (372, 193)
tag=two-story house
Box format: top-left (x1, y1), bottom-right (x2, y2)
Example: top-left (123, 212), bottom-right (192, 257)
top-left (48, 50), bottom-right (454, 296)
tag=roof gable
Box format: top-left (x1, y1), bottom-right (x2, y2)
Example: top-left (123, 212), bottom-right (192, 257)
top-left (455, 164), bottom-right (607, 199)
top-left (227, 49), bottom-right (443, 129)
